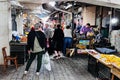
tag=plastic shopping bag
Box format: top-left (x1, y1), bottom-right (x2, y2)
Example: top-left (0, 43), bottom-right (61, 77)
top-left (42, 51), bottom-right (51, 71)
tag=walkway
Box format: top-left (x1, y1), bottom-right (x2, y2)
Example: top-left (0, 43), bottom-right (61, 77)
top-left (0, 55), bottom-right (96, 80)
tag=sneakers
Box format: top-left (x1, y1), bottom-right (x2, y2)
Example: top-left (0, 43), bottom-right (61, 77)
top-left (36, 72), bottom-right (39, 76)
top-left (24, 71), bottom-right (28, 74)
top-left (24, 71), bottom-right (39, 76)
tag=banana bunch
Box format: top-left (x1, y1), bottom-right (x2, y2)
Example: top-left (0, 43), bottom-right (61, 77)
top-left (100, 54), bottom-right (120, 67)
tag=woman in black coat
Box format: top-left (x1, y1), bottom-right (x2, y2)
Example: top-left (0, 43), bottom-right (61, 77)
top-left (24, 23), bottom-right (46, 75)
top-left (52, 24), bottom-right (64, 59)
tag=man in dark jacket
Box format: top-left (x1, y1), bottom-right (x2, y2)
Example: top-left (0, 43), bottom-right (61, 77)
top-left (24, 23), bottom-right (46, 75)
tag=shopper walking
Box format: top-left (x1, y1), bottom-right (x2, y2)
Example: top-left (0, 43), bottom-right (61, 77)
top-left (24, 23), bottom-right (46, 75)
top-left (52, 24), bottom-right (64, 59)
top-left (44, 23), bottom-right (53, 55)
top-left (63, 25), bottom-right (73, 56)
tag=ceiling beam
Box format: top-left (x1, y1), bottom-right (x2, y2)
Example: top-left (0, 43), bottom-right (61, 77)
top-left (20, 2), bottom-right (42, 10)
top-left (18, 0), bottom-right (120, 9)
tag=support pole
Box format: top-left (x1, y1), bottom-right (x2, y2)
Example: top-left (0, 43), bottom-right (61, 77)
top-left (72, 1), bottom-right (74, 36)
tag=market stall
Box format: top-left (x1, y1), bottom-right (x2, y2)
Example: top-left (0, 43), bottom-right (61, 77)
top-left (86, 49), bottom-right (120, 80)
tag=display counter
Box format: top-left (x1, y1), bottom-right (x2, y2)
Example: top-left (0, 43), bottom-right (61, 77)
top-left (88, 53), bottom-right (98, 77)
top-left (10, 42), bottom-right (28, 64)
top-left (86, 49), bottom-right (120, 80)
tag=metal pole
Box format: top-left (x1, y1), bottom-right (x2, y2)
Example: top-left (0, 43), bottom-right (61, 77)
top-left (108, 9), bottom-right (112, 42)
top-left (72, 1), bottom-right (74, 36)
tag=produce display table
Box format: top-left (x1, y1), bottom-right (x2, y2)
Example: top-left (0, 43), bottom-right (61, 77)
top-left (87, 53), bottom-right (98, 77)
top-left (86, 50), bottom-right (98, 77)
top-left (86, 49), bottom-right (120, 80)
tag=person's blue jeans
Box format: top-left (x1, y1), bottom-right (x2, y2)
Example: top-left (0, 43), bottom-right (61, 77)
top-left (63, 37), bottom-right (72, 56)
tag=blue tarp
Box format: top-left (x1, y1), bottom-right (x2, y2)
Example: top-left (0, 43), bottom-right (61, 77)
top-left (96, 47), bottom-right (116, 54)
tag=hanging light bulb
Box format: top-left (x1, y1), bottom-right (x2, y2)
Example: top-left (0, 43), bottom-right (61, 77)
top-left (49, 1), bottom-right (55, 7)
top-left (111, 18), bottom-right (118, 24)
top-left (10, 0), bottom-right (23, 7)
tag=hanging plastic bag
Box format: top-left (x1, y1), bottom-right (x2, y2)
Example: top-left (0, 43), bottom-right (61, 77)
top-left (42, 51), bottom-right (51, 71)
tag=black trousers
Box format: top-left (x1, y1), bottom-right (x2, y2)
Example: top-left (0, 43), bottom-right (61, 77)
top-left (25, 51), bottom-right (44, 72)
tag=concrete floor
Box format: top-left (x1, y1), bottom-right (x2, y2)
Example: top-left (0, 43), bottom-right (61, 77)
top-left (0, 54), bottom-right (96, 80)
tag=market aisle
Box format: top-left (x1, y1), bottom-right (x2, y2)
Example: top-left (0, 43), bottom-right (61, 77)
top-left (0, 55), bottom-right (96, 80)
